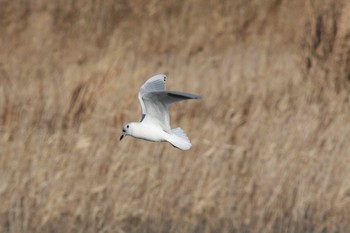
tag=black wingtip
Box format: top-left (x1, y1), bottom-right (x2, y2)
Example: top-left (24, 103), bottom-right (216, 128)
top-left (140, 114), bottom-right (146, 122)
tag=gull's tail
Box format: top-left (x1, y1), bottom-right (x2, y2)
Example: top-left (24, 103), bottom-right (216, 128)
top-left (166, 128), bottom-right (192, 150)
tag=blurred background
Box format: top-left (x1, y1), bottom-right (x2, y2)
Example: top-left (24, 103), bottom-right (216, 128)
top-left (1, 0), bottom-right (350, 232)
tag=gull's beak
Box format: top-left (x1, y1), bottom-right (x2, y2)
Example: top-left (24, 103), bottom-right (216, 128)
top-left (120, 134), bottom-right (125, 141)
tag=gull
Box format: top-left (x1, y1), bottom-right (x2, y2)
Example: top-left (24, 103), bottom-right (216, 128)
top-left (120, 74), bottom-right (201, 150)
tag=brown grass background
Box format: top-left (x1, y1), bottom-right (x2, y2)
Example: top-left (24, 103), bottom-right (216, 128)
top-left (1, 0), bottom-right (350, 232)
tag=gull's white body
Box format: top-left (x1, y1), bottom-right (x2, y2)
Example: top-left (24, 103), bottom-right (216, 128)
top-left (127, 122), bottom-right (168, 142)
top-left (120, 74), bottom-right (200, 150)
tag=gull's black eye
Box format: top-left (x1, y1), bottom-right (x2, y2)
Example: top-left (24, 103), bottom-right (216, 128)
top-left (127, 125), bottom-right (129, 128)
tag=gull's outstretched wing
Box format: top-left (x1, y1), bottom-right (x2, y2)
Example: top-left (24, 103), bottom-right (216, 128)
top-left (138, 74), bottom-right (167, 122)
top-left (138, 74), bottom-right (201, 131)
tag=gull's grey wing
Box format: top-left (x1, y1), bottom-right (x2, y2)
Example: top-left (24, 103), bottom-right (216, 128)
top-left (141, 92), bottom-right (170, 131)
top-left (163, 91), bottom-right (201, 105)
top-left (141, 91), bottom-right (201, 131)
top-left (138, 74), bottom-right (167, 121)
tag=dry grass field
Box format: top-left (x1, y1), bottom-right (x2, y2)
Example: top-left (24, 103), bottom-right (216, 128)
top-left (1, 0), bottom-right (350, 232)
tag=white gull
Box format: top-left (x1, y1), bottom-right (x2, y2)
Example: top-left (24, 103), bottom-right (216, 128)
top-left (120, 74), bottom-right (201, 150)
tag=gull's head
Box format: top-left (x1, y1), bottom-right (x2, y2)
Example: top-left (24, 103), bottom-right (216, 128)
top-left (120, 123), bottom-right (135, 141)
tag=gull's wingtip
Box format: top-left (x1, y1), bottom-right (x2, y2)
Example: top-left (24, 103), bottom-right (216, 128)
top-left (166, 91), bottom-right (202, 100)
top-left (147, 74), bottom-right (167, 82)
